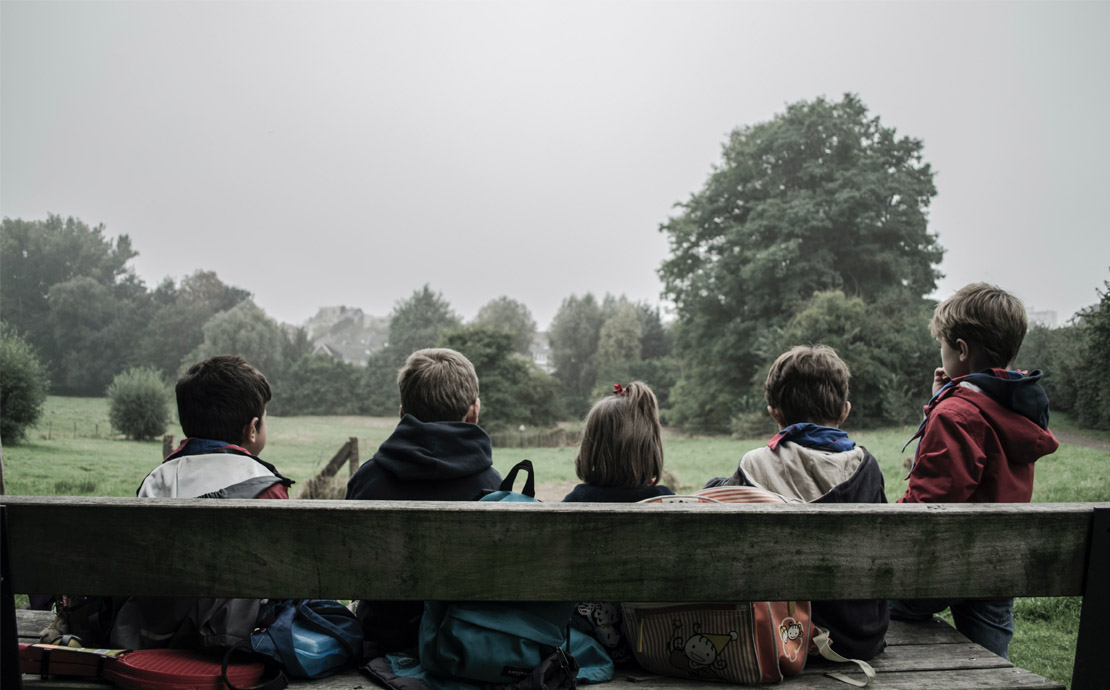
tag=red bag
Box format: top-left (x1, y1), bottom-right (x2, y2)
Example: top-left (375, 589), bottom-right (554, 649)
top-left (18, 642), bottom-right (285, 690)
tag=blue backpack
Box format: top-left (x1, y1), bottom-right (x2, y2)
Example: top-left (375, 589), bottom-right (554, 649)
top-left (251, 599), bottom-right (363, 679)
top-left (417, 461), bottom-right (613, 686)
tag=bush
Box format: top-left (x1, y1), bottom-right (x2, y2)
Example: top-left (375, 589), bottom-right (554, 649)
top-left (107, 367), bottom-right (171, 440)
top-left (0, 322), bottom-right (50, 443)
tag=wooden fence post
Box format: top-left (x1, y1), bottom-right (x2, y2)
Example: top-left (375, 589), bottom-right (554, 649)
top-left (347, 437), bottom-right (359, 476)
top-left (162, 435), bottom-right (175, 459)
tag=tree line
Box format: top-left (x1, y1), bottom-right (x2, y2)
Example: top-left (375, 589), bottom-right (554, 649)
top-left (4, 93), bottom-right (1108, 443)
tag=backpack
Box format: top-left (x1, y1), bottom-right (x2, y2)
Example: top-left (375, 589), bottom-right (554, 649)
top-left (250, 599), bottom-right (364, 679)
top-left (622, 490), bottom-right (875, 686)
top-left (416, 460), bottom-right (612, 686)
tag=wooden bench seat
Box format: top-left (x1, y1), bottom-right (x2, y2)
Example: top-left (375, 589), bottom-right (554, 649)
top-left (3, 497), bottom-right (1106, 689)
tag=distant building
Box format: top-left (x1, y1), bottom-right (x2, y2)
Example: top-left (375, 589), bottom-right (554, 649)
top-left (304, 306), bottom-right (389, 366)
top-left (1027, 309), bottom-right (1057, 329)
top-left (530, 332), bottom-right (554, 373)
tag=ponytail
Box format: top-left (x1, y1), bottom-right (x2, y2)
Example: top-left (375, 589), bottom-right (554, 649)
top-left (575, 380), bottom-right (665, 488)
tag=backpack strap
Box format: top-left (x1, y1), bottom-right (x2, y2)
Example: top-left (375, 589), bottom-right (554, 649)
top-left (499, 460), bottom-right (536, 498)
top-left (221, 643), bottom-right (288, 690)
top-left (810, 628), bottom-right (875, 687)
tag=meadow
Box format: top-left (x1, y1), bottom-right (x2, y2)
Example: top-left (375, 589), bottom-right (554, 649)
top-left (4, 396), bottom-right (1107, 687)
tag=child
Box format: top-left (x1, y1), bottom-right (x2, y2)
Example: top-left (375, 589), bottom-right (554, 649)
top-left (892, 283), bottom-right (1059, 659)
top-left (112, 355), bottom-right (292, 649)
top-left (346, 348), bottom-right (503, 653)
top-left (137, 355), bottom-right (292, 499)
top-left (704, 345), bottom-right (888, 661)
top-left (562, 381), bottom-right (675, 503)
top-left (562, 381), bottom-right (673, 663)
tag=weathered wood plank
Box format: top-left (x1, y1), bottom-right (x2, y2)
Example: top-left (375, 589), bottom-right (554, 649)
top-left (616, 668), bottom-right (1063, 690)
top-left (2, 498), bottom-right (1102, 601)
top-left (4, 499), bottom-right (1101, 603)
top-left (880, 617), bottom-right (969, 646)
top-left (1072, 506), bottom-right (1109, 690)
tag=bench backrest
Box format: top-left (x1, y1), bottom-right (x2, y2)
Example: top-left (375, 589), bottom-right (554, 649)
top-left (2, 497), bottom-right (1105, 602)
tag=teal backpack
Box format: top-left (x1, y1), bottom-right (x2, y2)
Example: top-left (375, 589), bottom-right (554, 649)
top-left (417, 461), bottom-right (613, 686)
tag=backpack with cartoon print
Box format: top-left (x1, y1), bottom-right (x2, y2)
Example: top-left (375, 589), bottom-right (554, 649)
top-left (623, 490), bottom-right (875, 686)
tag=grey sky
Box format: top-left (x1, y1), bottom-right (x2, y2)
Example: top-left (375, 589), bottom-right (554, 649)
top-left (3, 1), bottom-right (1107, 330)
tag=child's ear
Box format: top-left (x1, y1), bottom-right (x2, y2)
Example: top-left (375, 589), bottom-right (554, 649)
top-left (464, 398), bottom-right (480, 424)
top-left (837, 401), bottom-right (851, 427)
top-left (956, 338), bottom-right (971, 362)
top-left (767, 406), bottom-right (787, 428)
top-left (242, 417), bottom-right (260, 445)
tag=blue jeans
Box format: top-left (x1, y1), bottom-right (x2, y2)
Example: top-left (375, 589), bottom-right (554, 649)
top-left (889, 598), bottom-right (1014, 659)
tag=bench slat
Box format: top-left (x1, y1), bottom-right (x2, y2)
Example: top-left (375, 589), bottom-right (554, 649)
top-left (3, 498), bottom-right (1102, 601)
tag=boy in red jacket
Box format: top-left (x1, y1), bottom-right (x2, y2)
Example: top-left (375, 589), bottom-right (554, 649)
top-left (892, 283), bottom-right (1058, 659)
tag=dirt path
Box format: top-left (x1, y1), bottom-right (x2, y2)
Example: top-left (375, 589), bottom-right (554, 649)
top-left (1053, 430), bottom-right (1110, 452)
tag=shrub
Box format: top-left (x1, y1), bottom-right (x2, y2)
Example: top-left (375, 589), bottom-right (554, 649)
top-left (107, 367), bottom-right (171, 440)
top-left (0, 322), bottom-right (50, 443)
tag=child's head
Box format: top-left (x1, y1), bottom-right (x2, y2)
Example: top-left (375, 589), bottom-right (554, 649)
top-left (176, 355), bottom-right (271, 453)
top-left (397, 348), bottom-right (480, 423)
top-left (575, 381), bottom-right (663, 488)
top-left (764, 345), bottom-right (851, 428)
top-left (931, 283), bottom-right (1027, 373)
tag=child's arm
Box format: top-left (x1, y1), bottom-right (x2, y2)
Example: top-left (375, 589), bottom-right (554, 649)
top-left (900, 408), bottom-right (985, 504)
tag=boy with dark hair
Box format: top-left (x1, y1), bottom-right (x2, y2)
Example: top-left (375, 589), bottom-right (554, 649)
top-left (111, 356), bottom-right (293, 649)
top-left (705, 344), bottom-right (888, 661)
top-left (346, 348), bottom-right (502, 652)
top-left (892, 283), bottom-right (1059, 659)
top-left (138, 355), bottom-right (292, 499)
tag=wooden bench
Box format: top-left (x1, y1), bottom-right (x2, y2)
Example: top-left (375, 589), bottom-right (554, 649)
top-left (3, 497), bottom-right (1107, 689)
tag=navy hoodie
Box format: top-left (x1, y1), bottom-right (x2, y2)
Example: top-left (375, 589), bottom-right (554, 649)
top-left (345, 414), bottom-right (502, 502)
top-left (345, 414), bottom-right (502, 653)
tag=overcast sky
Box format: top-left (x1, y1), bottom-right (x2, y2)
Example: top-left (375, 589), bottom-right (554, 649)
top-left (3, 1), bottom-right (1107, 331)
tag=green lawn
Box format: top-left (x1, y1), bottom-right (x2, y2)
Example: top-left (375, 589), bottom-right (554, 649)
top-left (3, 396), bottom-right (1106, 687)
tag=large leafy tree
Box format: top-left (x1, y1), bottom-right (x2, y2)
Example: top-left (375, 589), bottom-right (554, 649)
top-left (1, 215), bottom-right (147, 393)
top-left (473, 296), bottom-right (537, 355)
top-left (441, 325), bottom-right (561, 430)
top-left (364, 285), bottom-right (462, 416)
top-left (548, 294), bottom-right (604, 411)
top-left (185, 300), bottom-right (287, 379)
top-left (135, 271), bottom-right (252, 379)
top-left (659, 94), bottom-right (943, 432)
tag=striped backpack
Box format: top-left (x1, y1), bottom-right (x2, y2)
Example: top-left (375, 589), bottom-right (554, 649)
top-left (621, 488), bottom-right (875, 687)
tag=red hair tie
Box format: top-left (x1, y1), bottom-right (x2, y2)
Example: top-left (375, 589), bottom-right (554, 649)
top-left (612, 383), bottom-right (628, 396)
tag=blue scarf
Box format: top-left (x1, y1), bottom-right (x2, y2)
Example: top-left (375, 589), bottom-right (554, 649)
top-left (768, 423), bottom-right (856, 452)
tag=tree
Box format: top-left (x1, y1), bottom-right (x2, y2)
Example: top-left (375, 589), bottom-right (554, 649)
top-left (185, 300), bottom-right (286, 379)
top-left (440, 325), bottom-right (562, 430)
top-left (659, 94), bottom-right (942, 432)
top-left (276, 353), bottom-right (366, 416)
top-left (548, 294), bottom-right (604, 412)
top-left (107, 367), bottom-right (171, 441)
top-left (1071, 278), bottom-right (1110, 429)
top-left (135, 271), bottom-right (253, 380)
top-left (474, 297), bottom-right (537, 355)
top-left (364, 286), bottom-right (462, 416)
top-left (1, 215), bottom-right (149, 393)
top-left (0, 323), bottom-right (49, 444)
top-left (772, 291), bottom-right (936, 428)
top-left (596, 299), bottom-right (643, 371)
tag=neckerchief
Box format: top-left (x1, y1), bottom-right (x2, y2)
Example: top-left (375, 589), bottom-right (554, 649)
top-left (767, 423), bottom-right (856, 452)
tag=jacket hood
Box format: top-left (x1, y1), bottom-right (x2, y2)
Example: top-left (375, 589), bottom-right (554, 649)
top-left (737, 444), bottom-right (885, 504)
top-left (958, 369), bottom-right (1050, 429)
top-left (374, 414), bottom-right (494, 481)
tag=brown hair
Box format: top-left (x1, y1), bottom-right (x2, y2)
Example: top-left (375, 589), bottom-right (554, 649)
top-left (176, 355), bottom-right (271, 444)
top-left (931, 283), bottom-right (1027, 368)
top-left (764, 345), bottom-right (850, 426)
top-left (575, 381), bottom-right (664, 488)
top-left (397, 348), bottom-right (479, 422)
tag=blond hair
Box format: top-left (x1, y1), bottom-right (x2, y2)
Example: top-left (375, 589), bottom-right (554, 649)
top-left (575, 381), bottom-right (663, 488)
top-left (765, 345), bottom-right (850, 425)
top-left (931, 283), bottom-right (1027, 368)
top-left (397, 348), bottom-right (479, 422)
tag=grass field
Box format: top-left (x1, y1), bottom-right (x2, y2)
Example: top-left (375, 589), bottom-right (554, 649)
top-left (3, 396), bottom-right (1107, 687)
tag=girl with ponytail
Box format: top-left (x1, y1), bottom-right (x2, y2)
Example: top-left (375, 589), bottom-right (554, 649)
top-left (562, 381), bottom-right (675, 503)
